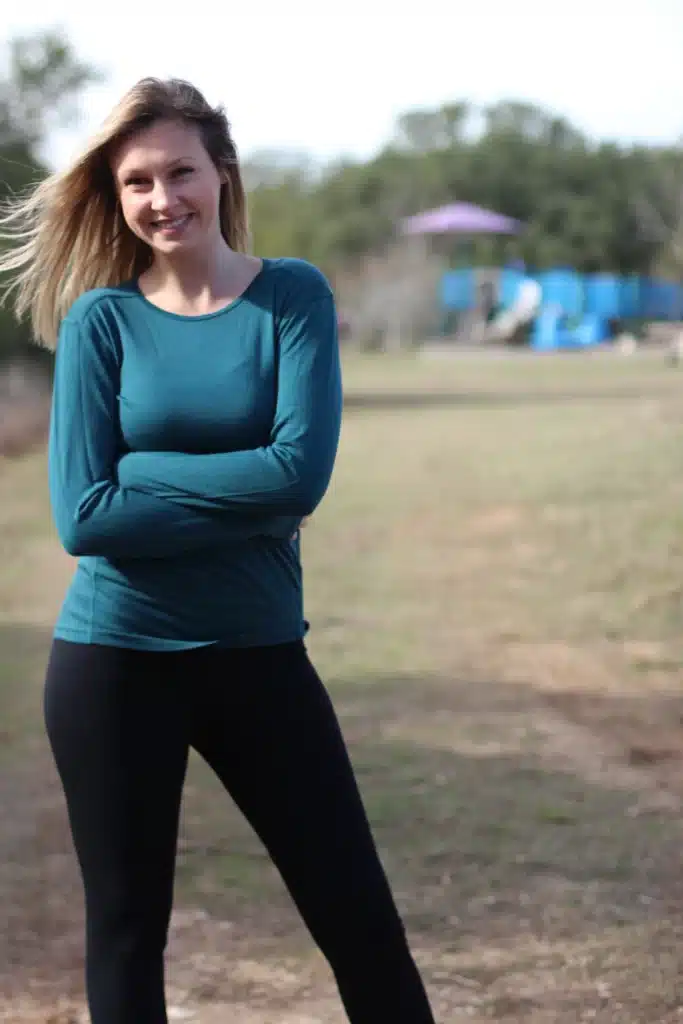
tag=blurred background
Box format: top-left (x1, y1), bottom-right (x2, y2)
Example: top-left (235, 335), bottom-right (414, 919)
top-left (2, 4), bottom-right (683, 1022)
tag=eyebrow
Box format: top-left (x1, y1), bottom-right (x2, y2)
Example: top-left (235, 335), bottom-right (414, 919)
top-left (120, 157), bottom-right (196, 179)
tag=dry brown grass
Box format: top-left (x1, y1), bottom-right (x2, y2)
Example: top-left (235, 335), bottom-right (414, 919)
top-left (2, 348), bottom-right (683, 1022)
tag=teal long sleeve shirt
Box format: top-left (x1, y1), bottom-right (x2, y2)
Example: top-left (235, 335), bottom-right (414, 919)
top-left (48, 257), bottom-right (342, 650)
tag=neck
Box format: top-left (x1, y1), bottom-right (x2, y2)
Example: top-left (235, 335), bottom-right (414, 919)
top-left (146, 236), bottom-right (237, 301)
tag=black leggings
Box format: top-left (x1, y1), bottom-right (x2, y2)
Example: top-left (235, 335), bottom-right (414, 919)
top-left (44, 639), bottom-right (435, 1024)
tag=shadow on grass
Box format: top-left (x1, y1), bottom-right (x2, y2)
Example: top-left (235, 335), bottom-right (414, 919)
top-left (3, 622), bottom-right (683, 1017)
top-left (180, 670), bottom-right (683, 934)
top-left (343, 385), bottom-right (671, 413)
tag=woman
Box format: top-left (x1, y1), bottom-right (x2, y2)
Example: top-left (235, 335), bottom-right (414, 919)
top-left (0, 78), bottom-right (436, 1024)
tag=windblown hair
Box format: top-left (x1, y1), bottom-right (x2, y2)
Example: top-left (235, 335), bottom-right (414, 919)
top-left (0, 77), bottom-right (249, 349)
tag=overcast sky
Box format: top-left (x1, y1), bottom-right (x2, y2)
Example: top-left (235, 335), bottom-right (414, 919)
top-left (6, 0), bottom-right (683, 169)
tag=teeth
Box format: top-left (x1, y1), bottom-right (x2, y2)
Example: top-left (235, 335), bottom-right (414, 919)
top-left (153, 215), bottom-right (190, 228)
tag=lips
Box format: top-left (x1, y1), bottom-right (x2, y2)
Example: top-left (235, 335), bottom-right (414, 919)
top-left (150, 214), bottom-right (193, 232)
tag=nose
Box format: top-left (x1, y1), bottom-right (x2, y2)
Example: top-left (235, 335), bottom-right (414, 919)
top-left (149, 179), bottom-right (175, 212)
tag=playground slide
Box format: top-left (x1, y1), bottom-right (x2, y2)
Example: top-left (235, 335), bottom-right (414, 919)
top-left (487, 278), bottom-right (542, 344)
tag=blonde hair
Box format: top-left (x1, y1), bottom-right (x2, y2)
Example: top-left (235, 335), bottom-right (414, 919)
top-left (0, 77), bottom-right (249, 349)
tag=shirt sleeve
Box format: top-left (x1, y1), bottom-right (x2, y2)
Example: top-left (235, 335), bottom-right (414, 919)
top-left (116, 293), bottom-right (343, 517)
top-left (48, 316), bottom-right (301, 559)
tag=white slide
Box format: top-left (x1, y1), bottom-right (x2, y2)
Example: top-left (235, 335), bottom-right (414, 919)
top-left (487, 277), bottom-right (542, 343)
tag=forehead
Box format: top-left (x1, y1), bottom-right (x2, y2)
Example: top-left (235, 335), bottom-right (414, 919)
top-left (111, 119), bottom-right (207, 175)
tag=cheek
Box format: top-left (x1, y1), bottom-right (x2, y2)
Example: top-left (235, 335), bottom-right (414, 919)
top-left (119, 196), bottom-right (147, 235)
top-left (192, 182), bottom-right (221, 218)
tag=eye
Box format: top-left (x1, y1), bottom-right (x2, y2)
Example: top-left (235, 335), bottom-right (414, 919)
top-left (123, 175), bottom-right (148, 188)
top-left (173, 166), bottom-right (194, 178)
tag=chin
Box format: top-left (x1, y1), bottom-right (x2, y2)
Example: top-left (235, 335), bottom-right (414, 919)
top-left (148, 234), bottom-right (204, 256)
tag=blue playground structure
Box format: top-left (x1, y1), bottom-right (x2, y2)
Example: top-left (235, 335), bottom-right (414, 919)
top-left (439, 267), bottom-right (683, 349)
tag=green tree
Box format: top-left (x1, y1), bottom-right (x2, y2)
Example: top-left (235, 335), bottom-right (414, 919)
top-left (246, 98), bottom-right (679, 285)
top-left (633, 145), bottom-right (683, 277)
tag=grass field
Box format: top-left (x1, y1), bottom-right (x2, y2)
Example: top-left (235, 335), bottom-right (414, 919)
top-left (2, 349), bottom-right (683, 1022)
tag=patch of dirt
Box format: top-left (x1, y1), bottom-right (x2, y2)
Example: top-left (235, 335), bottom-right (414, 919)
top-left (466, 505), bottom-right (526, 538)
top-left (499, 642), bottom-right (623, 695)
top-left (546, 689), bottom-right (683, 799)
top-left (495, 639), bottom-right (683, 810)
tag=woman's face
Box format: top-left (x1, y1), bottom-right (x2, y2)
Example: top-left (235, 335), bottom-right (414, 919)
top-left (111, 118), bottom-right (223, 258)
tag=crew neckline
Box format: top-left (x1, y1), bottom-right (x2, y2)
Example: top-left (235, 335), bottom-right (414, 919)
top-left (132, 257), bottom-right (272, 322)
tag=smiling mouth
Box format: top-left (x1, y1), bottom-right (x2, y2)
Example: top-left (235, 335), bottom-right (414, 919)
top-left (151, 214), bottom-right (193, 231)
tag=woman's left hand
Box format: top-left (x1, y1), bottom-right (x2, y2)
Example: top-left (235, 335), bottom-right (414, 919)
top-left (292, 517), bottom-right (310, 539)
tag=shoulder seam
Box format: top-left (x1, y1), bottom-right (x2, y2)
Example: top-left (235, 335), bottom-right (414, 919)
top-left (64, 287), bottom-right (139, 325)
top-left (268, 258), bottom-right (333, 296)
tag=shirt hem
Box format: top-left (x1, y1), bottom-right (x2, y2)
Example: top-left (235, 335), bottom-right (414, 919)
top-left (53, 622), bottom-right (308, 652)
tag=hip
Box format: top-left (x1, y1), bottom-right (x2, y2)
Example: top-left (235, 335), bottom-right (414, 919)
top-left (55, 549), bottom-right (305, 650)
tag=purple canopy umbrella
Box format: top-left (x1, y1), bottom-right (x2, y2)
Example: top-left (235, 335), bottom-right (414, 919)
top-left (400, 201), bottom-right (522, 236)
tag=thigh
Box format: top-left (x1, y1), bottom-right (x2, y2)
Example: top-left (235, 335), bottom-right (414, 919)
top-left (191, 642), bottom-right (398, 949)
top-left (44, 640), bottom-right (189, 931)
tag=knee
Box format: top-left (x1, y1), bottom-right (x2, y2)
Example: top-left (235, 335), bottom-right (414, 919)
top-left (87, 894), bottom-right (171, 959)
top-left (316, 898), bottom-right (412, 972)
